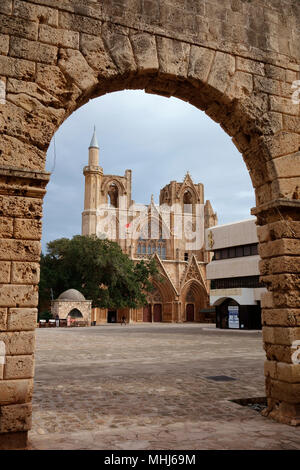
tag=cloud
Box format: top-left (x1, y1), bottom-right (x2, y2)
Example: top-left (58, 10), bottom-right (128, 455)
top-left (42, 90), bottom-right (255, 251)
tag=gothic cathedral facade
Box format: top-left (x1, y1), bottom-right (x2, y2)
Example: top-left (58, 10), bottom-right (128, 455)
top-left (82, 129), bottom-right (218, 323)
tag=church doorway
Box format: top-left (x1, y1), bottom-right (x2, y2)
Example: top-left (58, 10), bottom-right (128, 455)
top-left (143, 304), bottom-right (152, 322)
top-left (107, 310), bottom-right (117, 323)
top-left (153, 304), bottom-right (162, 322)
top-left (186, 304), bottom-right (195, 322)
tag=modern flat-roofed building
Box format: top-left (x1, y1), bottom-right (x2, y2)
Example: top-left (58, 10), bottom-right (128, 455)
top-left (205, 219), bottom-right (267, 329)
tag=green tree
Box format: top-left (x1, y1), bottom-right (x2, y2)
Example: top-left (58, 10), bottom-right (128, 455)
top-left (39, 235), bottom-right (160, 310)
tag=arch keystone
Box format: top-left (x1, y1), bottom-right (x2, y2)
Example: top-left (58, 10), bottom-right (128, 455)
top-left (130, 32), bottom-right (159, 74)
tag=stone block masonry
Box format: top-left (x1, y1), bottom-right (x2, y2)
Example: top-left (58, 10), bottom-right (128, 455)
top-left (0, 0), bottom-right (299, 449)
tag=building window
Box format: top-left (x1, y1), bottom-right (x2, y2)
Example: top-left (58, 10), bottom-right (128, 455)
top-left (236, 246), bottom-right (244, 257)
top-left (136, 239), bottom-right (167, 259)
top-left (243, 245), bottom-right (251, 256)
top-left (212, 244), bottom-right (258, 260)
top-left (184, 252), bottom-right (189, 261)
top-left (251, 244), bottom-right (258, 255)
top-left (211, 276), bottom-right (264, 289)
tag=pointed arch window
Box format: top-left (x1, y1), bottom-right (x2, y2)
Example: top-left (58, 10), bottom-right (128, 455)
top-left (135, 217), bottom-right (167, 260)
top-left (108, 183), bottom-right (118, 208)
top-left (183, 190), bottom-right (193, 213)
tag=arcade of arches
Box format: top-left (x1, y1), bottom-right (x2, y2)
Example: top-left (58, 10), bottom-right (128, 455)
top-left (0, 0), bottom-right (299, 448)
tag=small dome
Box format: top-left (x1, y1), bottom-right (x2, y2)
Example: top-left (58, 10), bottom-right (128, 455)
top-left (58, 289), bottom-right (86, 302)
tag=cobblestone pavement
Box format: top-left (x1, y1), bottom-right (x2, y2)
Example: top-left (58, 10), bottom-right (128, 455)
top-left (29, 324), bottom-right (300, 450)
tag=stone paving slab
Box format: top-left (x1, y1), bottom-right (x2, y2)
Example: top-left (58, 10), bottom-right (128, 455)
top-left (29, 324), bottom-right (300, 450)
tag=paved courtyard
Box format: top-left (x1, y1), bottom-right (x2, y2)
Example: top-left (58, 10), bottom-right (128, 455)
top-left (29, 324), bottom-right (300, 450)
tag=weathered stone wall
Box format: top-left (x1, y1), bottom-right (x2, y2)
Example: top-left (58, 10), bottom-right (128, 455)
top-left (0, 167), bottom-right (49, 449)
top-left (0, 0), bottom-right (299, 448)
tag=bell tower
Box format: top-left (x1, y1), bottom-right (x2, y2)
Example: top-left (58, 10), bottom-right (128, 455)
top-left (82, 127), bottom-right (103, 236)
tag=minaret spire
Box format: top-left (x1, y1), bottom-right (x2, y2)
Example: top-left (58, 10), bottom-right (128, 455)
top-left (82, 126), bottom-right (103, 236)
top-left (89, 125), bottom-right (99, 149)
top-left (88, 126), bottom-right (100, 166)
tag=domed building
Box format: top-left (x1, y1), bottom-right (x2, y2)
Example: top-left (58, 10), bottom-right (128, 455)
top-left (51, 289), bottom-right (92, 325)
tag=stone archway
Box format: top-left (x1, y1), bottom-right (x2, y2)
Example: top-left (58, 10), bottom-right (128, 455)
top-left (0, 0), bottom-right (299, 448)
top-left (146, 278), bottom-right (175, 323)
top-left (181, 279), bottom-right (207, 322)
top-left (68, 308), bottom-right (83, 319)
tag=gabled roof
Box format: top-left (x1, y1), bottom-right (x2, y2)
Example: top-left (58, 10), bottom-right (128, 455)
top-left (180, 254), bottom-right (208, 293)
top-left (152, 253), bottom-right (179, 296)
top-left (177, 172), bottom-right (201, 201)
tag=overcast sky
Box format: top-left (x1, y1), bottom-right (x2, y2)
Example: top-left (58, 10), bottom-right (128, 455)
top-left (42, 90), bottom-right (255, 252)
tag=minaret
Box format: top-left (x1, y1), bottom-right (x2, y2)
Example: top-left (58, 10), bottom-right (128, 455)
top-left (82, 127), bottom-right (103, 236)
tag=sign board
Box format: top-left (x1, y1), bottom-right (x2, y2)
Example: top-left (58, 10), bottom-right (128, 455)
top-left (228, 305), bottom-right (239, 329)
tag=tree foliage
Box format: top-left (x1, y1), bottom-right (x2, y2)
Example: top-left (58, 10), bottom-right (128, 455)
top-left (39, 235), bottom-right (160, 310)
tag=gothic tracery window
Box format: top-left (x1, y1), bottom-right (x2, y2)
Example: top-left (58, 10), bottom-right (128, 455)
top-left (136, 217), bottom-right (167, 259)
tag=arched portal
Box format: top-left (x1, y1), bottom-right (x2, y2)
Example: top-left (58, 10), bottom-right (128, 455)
top-left (214, 298), bottom-right (240, 330)
top-left (145, 280), bottom-right (172, 323)
top-left (68, 309), bottom-right (83, 319)
top-left (181, 280), bottom-right (208, 323)
top-left (0, 1), bottom-right (299, 448)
